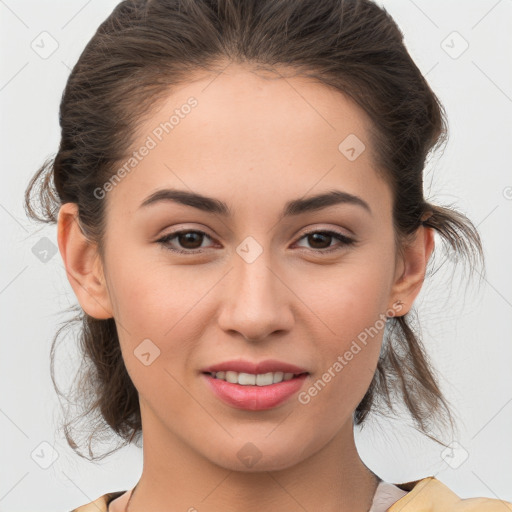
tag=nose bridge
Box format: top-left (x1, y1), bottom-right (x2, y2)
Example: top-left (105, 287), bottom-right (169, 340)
top-left (218, 242), bottom-right (291, 340)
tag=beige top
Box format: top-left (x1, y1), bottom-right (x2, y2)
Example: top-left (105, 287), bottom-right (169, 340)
top-left (88, 480), bottom-right (407, 512)
top-left (105, 480), bottom-right (407, 511)
top-left (71, 476), bottom-right (512, 512)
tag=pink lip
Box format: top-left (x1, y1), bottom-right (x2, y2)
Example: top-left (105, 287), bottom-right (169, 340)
top-left (201, 359), bottom-right (308, 375)
top-left (202, 373), bottom-right (308, 411)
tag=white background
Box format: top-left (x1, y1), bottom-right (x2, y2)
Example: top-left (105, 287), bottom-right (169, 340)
top-left (1, 0), bottom-right (511, 510)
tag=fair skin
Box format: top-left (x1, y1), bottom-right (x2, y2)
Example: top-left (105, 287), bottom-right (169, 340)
top-left (58, 63), bottom-right (434, 512)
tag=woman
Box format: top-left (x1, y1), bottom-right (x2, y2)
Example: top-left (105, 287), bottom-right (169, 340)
top-left (24, 0), bottom-right (512, 510)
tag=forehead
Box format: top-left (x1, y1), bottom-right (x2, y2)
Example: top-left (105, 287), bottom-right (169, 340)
top-left (105, 64), bottom-right (391, 219)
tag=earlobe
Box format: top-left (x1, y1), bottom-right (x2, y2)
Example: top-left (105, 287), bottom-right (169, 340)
top-left (389, 226), bottom-right (435, 316)
top-left (57, 203), bottom-right (113, 319)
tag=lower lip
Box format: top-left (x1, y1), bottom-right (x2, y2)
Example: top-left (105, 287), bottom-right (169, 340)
top-left (202, 373), bottom-right (308, 411)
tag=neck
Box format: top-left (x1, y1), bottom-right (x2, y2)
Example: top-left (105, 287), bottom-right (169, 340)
top-left (126, 405), bottom-right (380, 512)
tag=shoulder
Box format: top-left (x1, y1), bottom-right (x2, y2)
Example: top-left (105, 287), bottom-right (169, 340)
top-left (69, 491), bottom-right (126, 512)
top-left (389, 476), bottom-right (512, 511)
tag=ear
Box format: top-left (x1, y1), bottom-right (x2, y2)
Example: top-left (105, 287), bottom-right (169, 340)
top-left (389, 225), bottom-right (435, 316)
top-left (57, 203), bottom-right (113, 319)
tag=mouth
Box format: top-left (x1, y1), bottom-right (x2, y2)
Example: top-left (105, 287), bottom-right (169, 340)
top-left (200, 359), bottom-right (310, 410)
top-left (201, 371), bottom-right (310, 411)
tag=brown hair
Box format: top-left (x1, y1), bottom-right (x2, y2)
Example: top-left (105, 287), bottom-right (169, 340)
top-left (25, 0), bottom-right (483, 460)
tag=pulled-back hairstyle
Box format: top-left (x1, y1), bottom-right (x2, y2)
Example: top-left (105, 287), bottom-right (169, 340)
top-left (25, 0), bottom-right (483, 460)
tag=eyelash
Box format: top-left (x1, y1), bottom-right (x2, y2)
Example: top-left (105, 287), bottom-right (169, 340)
top-left (156, 228), bottom-right (355, 255)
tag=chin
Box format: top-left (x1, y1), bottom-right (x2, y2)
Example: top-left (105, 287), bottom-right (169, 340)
top-left (203, 436), bottom-right (312, 473)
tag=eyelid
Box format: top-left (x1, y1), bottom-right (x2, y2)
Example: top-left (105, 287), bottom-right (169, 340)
top-left (297, 224), bottom-right (353, 240)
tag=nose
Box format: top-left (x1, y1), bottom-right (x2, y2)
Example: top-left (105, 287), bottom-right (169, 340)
top-left (217, 248), bottom-right (294, 342)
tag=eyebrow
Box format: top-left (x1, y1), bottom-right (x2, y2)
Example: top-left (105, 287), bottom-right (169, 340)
top-left (139, 188), bottom-right (372, 218)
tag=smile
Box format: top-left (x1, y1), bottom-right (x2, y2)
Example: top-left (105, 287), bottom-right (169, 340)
top-left (206, 371), bottom-right (306, 386)
top-left (202, 372), bottom-right (309, 411)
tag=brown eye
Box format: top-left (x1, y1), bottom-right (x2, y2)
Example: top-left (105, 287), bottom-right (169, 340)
top-left (307, 232), bottom-right (333, 249)
top-left (295, 230), bottom-right (355, 253)
top-left (157, 230), bottom-right (214, 254)
top-left (176, 231), bottom-right (205, 249)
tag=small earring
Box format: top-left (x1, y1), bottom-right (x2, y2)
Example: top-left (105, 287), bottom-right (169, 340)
top-left (387, 299), bottom-right (405, 318)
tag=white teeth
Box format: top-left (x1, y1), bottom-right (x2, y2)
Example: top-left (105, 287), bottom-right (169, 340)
top-left (256, 373), bottom-right (273, 386)
top-left (273, 371), bottom-right (284, 383)
top-left (225, 371), bottom-right (238, 384)
top-left (239, 372), bottom-right (256, 385)
top-left (211, 370), bottom-right (302, 386)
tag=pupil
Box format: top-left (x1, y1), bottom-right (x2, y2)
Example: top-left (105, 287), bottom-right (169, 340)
top-left (180, 232), bottom-right (202, 249)
top-left (309, 233), bottom-right (330, 249)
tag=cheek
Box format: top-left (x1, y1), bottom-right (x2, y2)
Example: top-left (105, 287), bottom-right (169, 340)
top-left (300, 251), bottom-right (394, 341)
top-left (106, 257), bottom-right (208, 414)
top-left (105, 244), bottom-right (203, 334)
top-left (293, 253), bottom-right (393, 409)
top-left (102, 246), bottom-right (193, 374)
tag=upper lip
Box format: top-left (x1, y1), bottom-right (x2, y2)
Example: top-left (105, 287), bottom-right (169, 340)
top-left (201, 359), bottom-right (309, 375)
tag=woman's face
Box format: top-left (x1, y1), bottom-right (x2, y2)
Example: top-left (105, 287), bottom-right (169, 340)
top-left (72, 64), bottom-right (423, 471)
